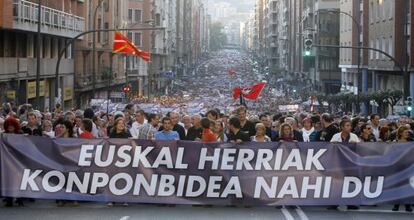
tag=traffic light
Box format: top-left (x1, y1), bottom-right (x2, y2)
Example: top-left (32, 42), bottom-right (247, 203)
top-left (122, 85), bottom-right (131, 93)
top-left (407, 97), bottom-right (413, 112)
top-left (304, 38), bottom-right (313, 56)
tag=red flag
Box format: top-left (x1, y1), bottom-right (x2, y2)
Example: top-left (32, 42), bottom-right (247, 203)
top-left (113, 32), bottom-right (151, 62)
top-left (233, 82), bottom-right (266, 100)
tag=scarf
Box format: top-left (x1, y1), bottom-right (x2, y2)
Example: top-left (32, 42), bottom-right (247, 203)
top-left (301, 127), bottom-right (315, 142)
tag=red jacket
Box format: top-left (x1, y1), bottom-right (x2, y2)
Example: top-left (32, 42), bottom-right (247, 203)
top-left (202, 128), bottom-right (217, 142)
top-left (79, 131), bottom-right (94, 139)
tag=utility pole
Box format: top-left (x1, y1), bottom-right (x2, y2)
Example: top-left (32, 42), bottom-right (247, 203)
top-left (35, 0), bottom-right (42, 110)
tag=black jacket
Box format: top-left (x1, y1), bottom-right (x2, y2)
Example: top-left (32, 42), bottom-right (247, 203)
top-left (186, 126), bottom-right (203, 141)
top-left (22, 126), bottom-right (42, 136)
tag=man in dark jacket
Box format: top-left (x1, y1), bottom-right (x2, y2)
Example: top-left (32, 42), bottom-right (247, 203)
top-left (22, 112), bottom-right (42, 136)
top-left (186, 115), bottom-right (203, 141)
top-left (237, 106), bottom-right (256, 137)
top-left (227, 117), bottom-right (250, 143)
top-left (317, 113), bottom-right (339, 142)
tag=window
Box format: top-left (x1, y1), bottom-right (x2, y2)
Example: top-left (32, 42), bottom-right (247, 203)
top-left (127, 32), bottom-right (133, 42)
top-left (155, 13), bottom-right (161, 26)
top-left (134, 32), bottom-right (142, 46)
top-left (369, 40), bottom-right (375, 60)
top-left (128, 9), bottom-right (133, 22)
top-left (370, 2), bottom-right (375, 23)
top-left (104, 22), bottom-right (109, 44)
top-left (134, 10), bottom-right (142, 23)
top-left (376, 39), bottom-right (380, 59)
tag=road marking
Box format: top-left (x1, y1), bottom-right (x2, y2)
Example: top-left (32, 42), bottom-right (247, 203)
top-left (296, 207), bottom-right (310, 220)
top-left (120, 216), bottom-right (130, 220)
top-left (281, 207), bottom-right (295, 220)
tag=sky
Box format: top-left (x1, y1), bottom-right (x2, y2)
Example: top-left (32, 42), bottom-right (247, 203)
top-left (207, 0), bottom-right (255, 13)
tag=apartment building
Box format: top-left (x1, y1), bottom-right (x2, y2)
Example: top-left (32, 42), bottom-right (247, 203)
top-left (0, 0), bottom-right (85, 109)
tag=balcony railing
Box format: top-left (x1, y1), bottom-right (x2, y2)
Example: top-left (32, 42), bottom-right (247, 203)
top-left (13, 0), bottom-right (85, 37)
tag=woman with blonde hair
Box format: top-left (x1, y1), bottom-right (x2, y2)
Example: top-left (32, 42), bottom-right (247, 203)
top-left (251, 123), bottom-right (271, 142)
top-left (392, 125), bottom-right (413, 212)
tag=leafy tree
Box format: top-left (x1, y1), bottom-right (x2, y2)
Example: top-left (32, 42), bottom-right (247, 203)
top-left (209, 22), bottom-right (227, 51)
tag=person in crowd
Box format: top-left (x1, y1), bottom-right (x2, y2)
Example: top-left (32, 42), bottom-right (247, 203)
top-left (331, 119), bottom-right (360, 144)
top-left (155, 117), bottom-right (180, 141)
top-left (370, 114), bottom-right (381, 140)
top-left (227, 116), bottom-right (250, 143)
top-left (73, 115), bottom-right (83, 137)
top-left (109, 118), bottom-right (131, 139)
top-left (251, 123), bottom-right (271, 142)
top-left (161, 112), bottom-right (185, 140)
top-left (21, 112), bottom-right (42, 136)
top-left (317, 113), bottom-right (339, 142)
top-left (284, 117), bottom-right (303, 140)
top-left (201, 118), bottom-right (217, 142)
top-left (186, 114), bottom-right (203, 141)
top-left (64, 111), bottom-right (76, 125)
top-left (277, 123), bottom-right (298, 142)
top-left (351, 117), bottom-right (361, 136)
top-left (206, 109), bottom-right (219, 122)
top-left (379, 126), bottom-right (391, 142)
top-left (42, 120), bottom-right (55, 138)
top-left (3, 117), bottom-right (22, 135)
top-left (359, 123), bottom-right (377, 142)
top-left (55, 120), bottom-right (74, 139)
top-left (83, 108), bottom-right (99, 137)
top-left (181, 115), bottom-right (192, 137)
top-left (392, 125), bottom-right (413, 212)
top-left (53, 119), bottom-right (77, 206)
top-left (259, 114), bottom-right (272, 138)
top-left (129, 110), bottom-right (147, 139)
top-left (213, 120), bottom-right (227, 142)
top-left (237, 106), bottom-right (256, 137)
top-left (79, 119), bottom-right (95, 139)
top-left (3, 117), bottom-right (23, 207)
top-left (123, 104), bottom-right (135, 128)
top-left (301, 117), bottom-right (318, 142)
top-left (137, 113), bottom-right (159, 140)
top-left (0, 117), bottom-right (4, 133)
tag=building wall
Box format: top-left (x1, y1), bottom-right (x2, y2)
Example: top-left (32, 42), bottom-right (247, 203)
top-left (0, 0), bottom-right (85, 109)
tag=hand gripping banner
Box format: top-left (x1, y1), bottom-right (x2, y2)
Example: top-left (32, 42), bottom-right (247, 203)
top-left (1, 134), bottom-right (414, 206)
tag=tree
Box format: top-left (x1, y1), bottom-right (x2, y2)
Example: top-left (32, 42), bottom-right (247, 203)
top-left (383, 90), bottom-right (403, 115)
top-left (209, 22), bottom-right (227, 51)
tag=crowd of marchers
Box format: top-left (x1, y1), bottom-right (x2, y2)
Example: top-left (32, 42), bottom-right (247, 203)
top-left (0, 102), bottom-right (413, 211)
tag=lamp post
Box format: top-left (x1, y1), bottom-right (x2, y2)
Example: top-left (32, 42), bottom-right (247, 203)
top-left (92, 0), bottom-right (104, 99)
top-left (35, 0), bottom-right (42, 110)
top-left (327, 10), bottom-right (361, 77)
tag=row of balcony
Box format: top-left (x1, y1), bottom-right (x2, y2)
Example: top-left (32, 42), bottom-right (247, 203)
top-left (12, 0), bottom-right (85, 38)
top-left (0, 57), bottom-right (73, 81)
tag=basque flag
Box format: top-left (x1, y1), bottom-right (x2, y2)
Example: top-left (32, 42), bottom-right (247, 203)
top-left (233, 82), bottom-right (267, 100)
top-left (113, 32), bottom-right (151, 62)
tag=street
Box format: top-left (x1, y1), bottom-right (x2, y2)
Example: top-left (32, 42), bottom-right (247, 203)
top-left (0, 201), bottom-right (413, 220)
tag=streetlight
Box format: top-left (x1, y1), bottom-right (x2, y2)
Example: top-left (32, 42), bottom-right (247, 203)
top-left (35, 0), bottom-right (42, 110)
top-left (326, 9), bottom-right (361, 77)
top-left (92, 0), bottom-right (104, 99)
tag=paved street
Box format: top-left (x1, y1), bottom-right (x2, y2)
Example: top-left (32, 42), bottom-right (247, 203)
top-left (0, 201), bottom-right (413, 220)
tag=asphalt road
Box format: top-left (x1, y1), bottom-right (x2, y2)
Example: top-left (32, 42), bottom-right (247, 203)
top-left (0, 201), bottom-right (413, 220)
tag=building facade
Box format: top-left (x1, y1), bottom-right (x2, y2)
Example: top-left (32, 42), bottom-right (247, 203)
top-left (0, 0), bottom-right (85, 109)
